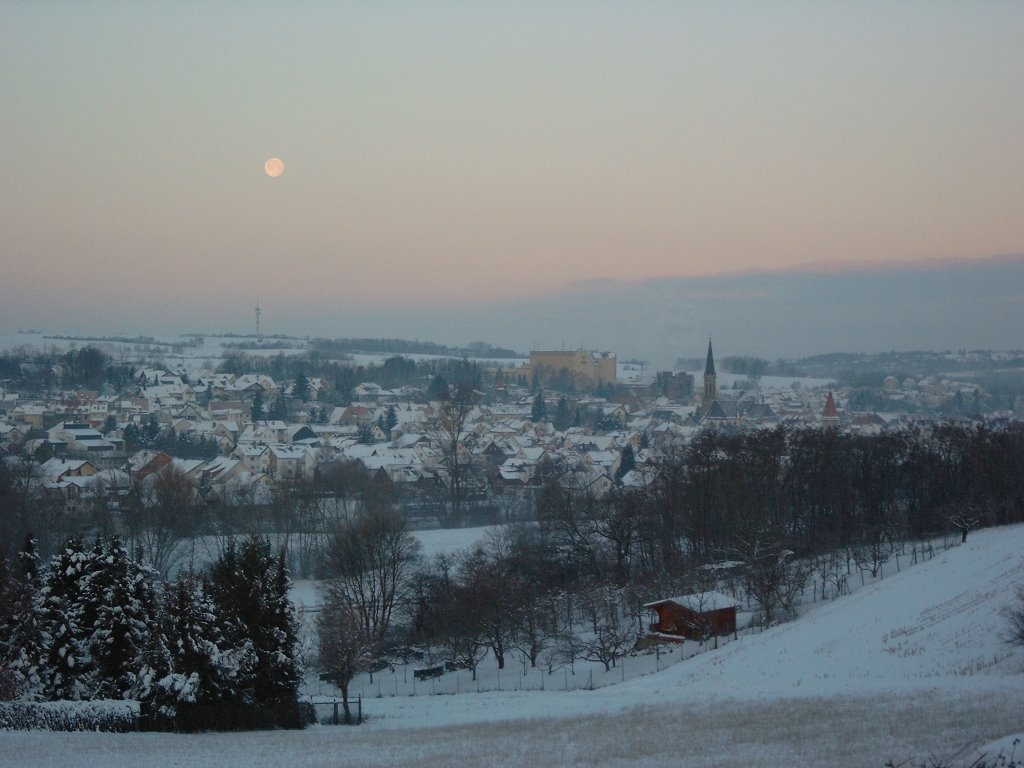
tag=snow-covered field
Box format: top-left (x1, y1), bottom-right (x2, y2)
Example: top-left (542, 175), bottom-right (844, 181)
top-left (0, 332), bottom-right (529, 376)
top-left (6, 525), bottom-right (1024, 767)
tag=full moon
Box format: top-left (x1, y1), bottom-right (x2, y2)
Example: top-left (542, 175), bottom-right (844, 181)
top-left (264, 157), bottom-right (285, 177)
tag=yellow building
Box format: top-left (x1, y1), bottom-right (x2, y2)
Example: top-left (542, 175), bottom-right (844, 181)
top-left (514, 350), bottom-right (617, 389)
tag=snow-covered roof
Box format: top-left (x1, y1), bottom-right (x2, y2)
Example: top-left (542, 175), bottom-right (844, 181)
top-left (644, 591), bottom-right (740, 612)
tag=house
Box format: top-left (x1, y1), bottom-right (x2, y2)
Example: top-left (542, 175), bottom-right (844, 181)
top-left (197, 455), bottom-right (247, 488)
top-left (644, 591), bottom-right (740, 643)
top-left (208, 400), bottom-right (250, 424)
top-left (237, 420), bottom-right (289, 444)
top-left (227, 374), bottom-right (280, 399)
top-left (39, 457), bottom-right (98, 483)
top-left (0, 422), bottom-right (30, 449)
top-left (127, 450), bottom-right (174, 480)
top-left (47, 421), bottom-right (121, 456)
top-left (267, 444), bottom-right (315, 481)
top-left (233, 443), bottom-right (270, 475)
top-left (12, 404), bottom-right (48, 429)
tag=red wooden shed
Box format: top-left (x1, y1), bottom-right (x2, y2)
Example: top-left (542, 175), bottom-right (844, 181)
top-left (644, 591), bottom-right (739, 642)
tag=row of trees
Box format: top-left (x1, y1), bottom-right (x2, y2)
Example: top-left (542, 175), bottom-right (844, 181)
top-left (315, 510), bottom-right (642, 719)
top-left (315, 422), bottom-right (1024, 703)
top-left (534, 422), bottom-right (1024, 587)
top-left (0, 535), bottom-right (303, 729)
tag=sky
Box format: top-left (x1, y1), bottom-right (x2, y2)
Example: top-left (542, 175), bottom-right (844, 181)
top-left (2, 2), bottom-right (1023, 363)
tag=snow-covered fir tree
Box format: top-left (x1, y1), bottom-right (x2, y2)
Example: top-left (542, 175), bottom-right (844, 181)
top-left (132, 571), bottom-right (255, 719)
top-left (0, 535), bottom-right (45, 699)
top-left (207, 536), bottom-right (302, 708)
top-left (39, 537), bottom-right (92, 700)
top-left (88, 536), bottom-right (158, 699)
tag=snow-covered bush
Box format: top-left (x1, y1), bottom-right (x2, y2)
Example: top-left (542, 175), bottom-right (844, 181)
top-left (0, 699), bottom-right (138, 731)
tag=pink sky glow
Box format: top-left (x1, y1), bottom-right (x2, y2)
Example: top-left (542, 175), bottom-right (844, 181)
top-left (2, 3), bottom-right (1022, 347)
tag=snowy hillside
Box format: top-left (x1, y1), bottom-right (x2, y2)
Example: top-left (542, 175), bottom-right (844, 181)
top-left (5, 525), bottom-right (1024, 768)
top-left (642, 526), bottom-right (1024, 698)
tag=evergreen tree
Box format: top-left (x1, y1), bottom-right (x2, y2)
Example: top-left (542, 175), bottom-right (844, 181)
top-left (265, 554), bottom-right (302, 705)
top-left (553, 396), bottom-right (573, 431)
top-left (292, 372), bottom-right (310, 403)
top-left (39, 538), bottom-right (91, 700)
top-left (357, 423), bottom-right (375, 444)
top-left (531, 392), bottom-right (547, 424)
top-left (268, 395), bottom-right (287, 422)
top-left (122, 422), bottom-right (142, 451)
top-left (616, 443), bottom-right (636, 481)
top-left (384, 405), bottom-right (398, 433)
top-left (427, 374), bottom-right (449, 402)
top-left (143, 415), bottom-right (161, 445)
top-left (33, 442), bottom-right (54, 463)
top-left (89, 537), bottom-right (157, 699)
top-left (1, 535), bottom-right (44, 698)
top-left (208, 537), bottom-right (301, 710)
top-left (73, 538), bottom-right (110, 696)
top-left (132, 572), bottom-right (253, 719)
top-left (250, 390), bottom-right (265, 422)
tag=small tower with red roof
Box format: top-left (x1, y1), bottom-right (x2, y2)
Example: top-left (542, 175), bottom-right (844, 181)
top-left (822, 391), bottom-right (839, 427)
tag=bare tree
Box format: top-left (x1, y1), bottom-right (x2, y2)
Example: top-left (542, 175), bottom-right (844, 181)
top-left (1002, 585), bottom-right (1024, 647)
top-left (316, 599), bottom-right (378, 723)
top-left (122, 466), bottom-right (202, 576)
top-left (593, 490), bottom-right (641, 585)
top-left (320, 506), bottom-right (422, 643)
top-left (572, 584), bottom-right (634, 672)
top-left (455, 532), bottom-right (523, 670)
top-left (435, 582), bottom-right (490, 681)
top-left (853, 537), bottom-right (890, 580)
top-left (732, 530), bottom-right (814, 623)
top-left (774, 556), bottom-right (813, 620)
top-left (815, 552), bottom-right (847, 601)
top-left (431, 382), bottom-right (478, 526)
top-left (950, 512), bottom-right (981, 544)
top-left (536, 482), bottom-right (604, 581)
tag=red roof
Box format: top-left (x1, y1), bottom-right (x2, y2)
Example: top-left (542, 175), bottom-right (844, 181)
top-left (823, 391), bottom-right (838, 419)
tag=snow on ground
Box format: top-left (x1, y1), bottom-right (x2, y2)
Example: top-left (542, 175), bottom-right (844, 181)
top-left (712, 371), bottom-right (837, 391)
top-left (5, 527), bottom-right (1024, 766)
top-left (414, 525), bottom-right (497, 559)
top-left (291, 526), bottom-right (495, 613)
top-left (632, 528), bottom-right (1024, 699)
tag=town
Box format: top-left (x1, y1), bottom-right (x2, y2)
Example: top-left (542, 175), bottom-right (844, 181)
top-left (3, 332), bottom-right (1020, 570)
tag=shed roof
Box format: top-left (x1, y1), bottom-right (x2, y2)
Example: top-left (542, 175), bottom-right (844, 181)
top-left (644, 591), bottom-right (740, 612)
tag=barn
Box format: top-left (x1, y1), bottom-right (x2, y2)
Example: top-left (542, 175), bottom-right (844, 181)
top-left (643, 591), bottom-right (739, 643)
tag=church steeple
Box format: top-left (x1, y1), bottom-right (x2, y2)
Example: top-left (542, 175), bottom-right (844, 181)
top-left (703, 338), bottom-right (717, 407)
top-left (822, 390), bottom-right (839, 426)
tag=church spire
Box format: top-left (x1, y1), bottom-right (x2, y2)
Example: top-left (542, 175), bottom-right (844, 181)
top-left (822, 390), bottom-right (839, 426)
top-left (702, 337), bottom-right (717, 408)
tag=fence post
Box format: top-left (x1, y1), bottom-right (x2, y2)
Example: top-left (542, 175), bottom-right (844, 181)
top-left (357, 696), bottom-right (362, 725)
top-left (332, 702), bottom-right (338, 725)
